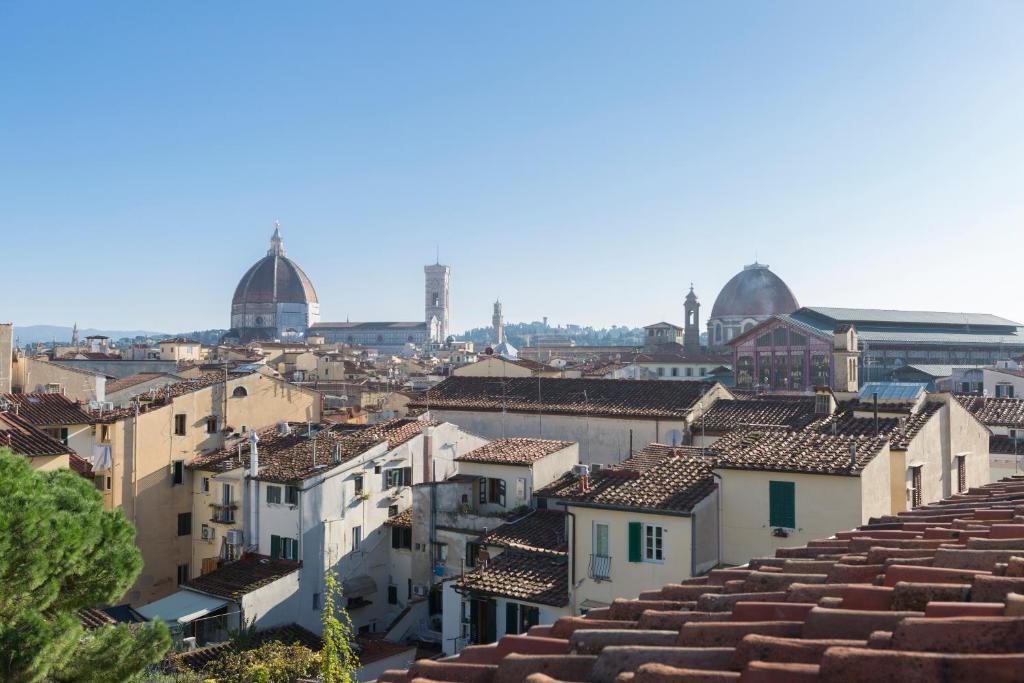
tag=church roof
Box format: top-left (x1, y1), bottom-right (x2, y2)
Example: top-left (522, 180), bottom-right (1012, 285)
top-left (232, 226), bottom-right (318, 307)
top-left (709, 262), bottom-right (799, 320)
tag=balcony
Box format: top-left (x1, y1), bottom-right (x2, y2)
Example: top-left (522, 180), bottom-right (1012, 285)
top-left (210, 503), bottom-right (237, 524)
top-left (588, 554), bottom-right (612, 582)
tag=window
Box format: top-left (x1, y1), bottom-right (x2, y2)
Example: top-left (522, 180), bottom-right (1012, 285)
top-left (772, 326), bottom-right (788, 346)
top-left (769, 480), bottom-right (796, 528)
top-left (997, 384), bottom-right (1015, 398)
top-left (515, 477), bottom-right (527, 502)
top-left (736, 355), bottom-right (754, 389)
top-left (392, 526), bottom-right (412, 549)
top-left (174, 414), bottom-right (187, 436)
top-left (374, 464), bottom-right (382, 474)
top-left (811, 354), bottom-right (829, 387)
top-left (657, 367), bottom-right (665, 377)
top-left (758, 353), bottom-right (771, 389)
top-left (313, 593), bottom-right (320, 610)
top-left (957, 455), bottom-right (967, 494)
top-left (388, 504), bottom-right (399, 517)
top-left (388, 585), bottom-right (398, 605)
top-left (685, 367), bottom-right (693, 377)
top-left (434, 542), bottom-right (448, 563)
top-left (505, 602), bottom-right (540, 635)
top-left (94, 474), bottom-right (111, 491)
top-left (176, 563), bottom-right (189, 586)
top-left (670, 367), bottom-right (678, 377)
top-left (756, 332), bottom-right (771, 347)
top-left (644, 524), bottom-right (664, 562)
top-left (353, 526), bottom-right (362, 551)
top-left (201, 477), bottom-right (210, 493)
top-left (384, 467), bottom-right (412, 488)
top-left (773, 353), bottom-right (788, 390)
top-left (99, 424), bottom-right (111, 442)
top-left (267, 485), bottom-right (282, 504)
top-left (285, 485), bottom-right (299, 505)
top-left (171, 460), bottom-right (184, 486)
top-left (271, 535), bottom-right (299, 560)
top-left (354, 475), bottom-right (364, 494)
top-left (590, 522), bottom-right (611, 580)
top-left (466, 541), bottom-right (481, 568)
top-left (206, 416), bottom-right (218, 434)
top-left (483, 477), bottom-right (506, 507)
top-left (177, 512), bottom-right (191, 536)
top-left (232, 386), bottom-right (248, 398)
top-left (911, 466), bottom-right (923, 508)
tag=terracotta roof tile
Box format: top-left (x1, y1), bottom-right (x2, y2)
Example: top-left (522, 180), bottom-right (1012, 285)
top-left (480, 510), bottom-right (568, 553)
top-left (384, 508), bottom-right (413, 528)
top-left (456, 438), bottom-right (574, 466)
top-left (695, 397), bottom-right (817, 434)
top-left (0, 411), bottom-right (73, 457)
top-left (0, 392), bottom-right (93, 425)
top-left (537, 444), bottom-right (716, 514)
top-left (185, 555), bottom-right (300, 599)
top-left (956, 395), bottom-right (1024, 428)
top-left (413, 376), bottom-right (721, 419)
top-left (456, 549), bottom-right (569, 606)
top-left (104, 373), bottom-right (179, 394)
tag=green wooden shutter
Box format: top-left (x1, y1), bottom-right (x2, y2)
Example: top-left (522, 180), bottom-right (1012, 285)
top-left (485, 600), bottom-right (497, 643)
top-left (505, 602), bottom-right (518, 634)
top-left (628, 522), bottom-right (642, 562)
top-left (270, 534), bottom-right (281, 560)
top-left (769, 481), bottom-right (795, 528)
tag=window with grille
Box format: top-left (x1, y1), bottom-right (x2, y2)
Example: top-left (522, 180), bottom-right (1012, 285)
top-left (911, 466), bottom-right (923, 508)
top-left (957, 456), bottom-right (967, 494)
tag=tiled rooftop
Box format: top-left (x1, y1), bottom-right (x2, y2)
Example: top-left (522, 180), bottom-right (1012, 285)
top-left (0, 411), bottom-right (73, 457)
top-left (695, 396), bottom-right (818, 434)
top-left (104, 372), bottom-right (178, 394)
top-left (480, 510), bottom-right (568, 554)
top-left (380, 476), bottom-right (1024, 683)
top-left (957, 395), bottom-right (1024, 428)
top-left (185, 555), bottom-right (300, 599)
top-left (91, 372), bottom-right (242, 423)
top-left (710, 429), bottom-right (888, 475)
top-left (0, 392), bottom-right (93, 425)
top-left (413, 376), bottom-right (722, 419)
top-left (456, 549), bottom-right (569, 607)
top-left (165, 623), bottom-right (321, 672)
top-left (189, 418), bottom-right (439, 483)
top-left (537, 444), bottom-right (716, 515)
top-left (383, 508), bottom-right (413, 528)
top-left (456, 438), bottom-right (574, 466)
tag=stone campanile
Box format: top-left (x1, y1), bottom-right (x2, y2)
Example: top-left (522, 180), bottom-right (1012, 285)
top-left (424, 262), bottom-right (451, 343)
top-left (684, 284), bottom-right (701, 354)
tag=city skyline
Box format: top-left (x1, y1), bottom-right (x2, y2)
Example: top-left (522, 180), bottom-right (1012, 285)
top-left (4, 2), bottom-right (1024, 331)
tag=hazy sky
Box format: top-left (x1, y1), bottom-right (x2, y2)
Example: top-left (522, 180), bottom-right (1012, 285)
top-left (3, 2), bottom-right (1023, 334)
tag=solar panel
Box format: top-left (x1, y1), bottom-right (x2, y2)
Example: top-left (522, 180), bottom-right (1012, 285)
top-left (858, 382), bottom-right (927, 401)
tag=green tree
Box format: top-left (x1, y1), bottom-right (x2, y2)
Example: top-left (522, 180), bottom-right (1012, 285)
top-left (320, 571), bottom-right (359, 683)
top-left (0, 448), bottom-right (171, 682)
top-left (198, 641), bottom-right (319, 683)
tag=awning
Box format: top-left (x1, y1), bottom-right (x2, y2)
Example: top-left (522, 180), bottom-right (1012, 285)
top-left (136, 590), bottom-right (228, 624)
top-left (343, 575), bottom-right (378, 599)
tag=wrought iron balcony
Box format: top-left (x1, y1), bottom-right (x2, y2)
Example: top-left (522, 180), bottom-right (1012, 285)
top-left (588, 553), bottom-right (611, 581)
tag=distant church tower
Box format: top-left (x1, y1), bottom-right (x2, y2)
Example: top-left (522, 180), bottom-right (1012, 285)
top-left (492, 300), bottom-right (504, 344)
top-left (424, 261), bottom-right (451, 343)
top-left (684, 284), bottom-right (701, 354)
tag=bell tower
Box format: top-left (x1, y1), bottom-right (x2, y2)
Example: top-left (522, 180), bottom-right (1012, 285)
top-left (684, 284), bottom-right (701, 354)
top-left (492, 300), bottom-right (504, 344)
top-left (424, 261), bottom-right (451, 343)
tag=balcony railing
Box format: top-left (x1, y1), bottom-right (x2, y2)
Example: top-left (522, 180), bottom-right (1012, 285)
top-left (588, 554), bottom-right (612, 582)
top-left (210, 503), bottom-right (236, 524)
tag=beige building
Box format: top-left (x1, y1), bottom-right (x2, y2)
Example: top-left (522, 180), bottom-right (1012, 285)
top-left (537, 444), bottom-right (719, 614)
top-left (0, 323), bottom-right (12, 393)
top-left (13, 356), bottom-right (107, 403)
top-left (91, 371), bottom-right (320, 604)
top-left (454, 439), bottom-right (579, 513)
top-left (158, 338), bottom-right (203, 362)
top-left (452, 355), bottom-right (561, 378)
top-left (711, 392), bottom-right (989, 565)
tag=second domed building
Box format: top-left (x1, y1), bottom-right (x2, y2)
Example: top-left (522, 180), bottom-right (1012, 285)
top-left (707, 262), bottom-right (799, 350)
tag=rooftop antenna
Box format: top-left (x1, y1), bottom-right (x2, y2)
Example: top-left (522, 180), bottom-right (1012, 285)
top-left (436, 244), bottom-right (440, 265)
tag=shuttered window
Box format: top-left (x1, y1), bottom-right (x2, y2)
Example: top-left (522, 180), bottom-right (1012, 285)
top-left (769, 481), bottom-right (796, 528)
top-left (627, 522), bottom-right (642, 562)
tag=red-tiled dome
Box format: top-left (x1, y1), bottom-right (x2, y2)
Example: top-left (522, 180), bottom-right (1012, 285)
top-left (232, 225), bottom-right (318, 306)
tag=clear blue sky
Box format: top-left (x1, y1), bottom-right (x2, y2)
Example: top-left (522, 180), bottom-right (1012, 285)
top-left (3, 2), bottom-right (1023, 334)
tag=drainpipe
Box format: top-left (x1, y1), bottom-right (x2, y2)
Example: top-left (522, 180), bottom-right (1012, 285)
top-left (558, 504), bottom-right (576, 613)
top-left (711, 471), bottom-right (723, 569)
top-left (248, 431), bottom-right (260, 552)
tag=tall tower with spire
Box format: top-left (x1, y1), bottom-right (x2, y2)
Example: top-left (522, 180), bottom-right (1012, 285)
top-left (424, 260), bottom-right (451, 343)
top-left (684, 284), bottom-right (701, 354)
top-left (492, 299), bottom-right (504, 345)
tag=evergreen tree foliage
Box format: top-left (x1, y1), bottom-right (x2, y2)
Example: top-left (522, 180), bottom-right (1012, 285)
top-left (320, 571), bottom-right (359, 683)
top-left (0, 448), bottom-right (171, 682)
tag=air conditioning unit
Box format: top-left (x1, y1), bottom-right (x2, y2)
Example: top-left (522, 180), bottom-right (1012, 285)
top-left (572, 464), bottom-right (589, 477)
top-left (201, 525), bottom-right (214, 541)
top-left (590, 463), bottom-right (605, 474)
top-left (225, 529), bottom-right (244, 546)
top-left (412, 584), bottom-right (429, 597)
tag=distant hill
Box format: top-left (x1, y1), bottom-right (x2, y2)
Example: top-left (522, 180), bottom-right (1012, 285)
top-left (13, 325), bottom-right (169, 345)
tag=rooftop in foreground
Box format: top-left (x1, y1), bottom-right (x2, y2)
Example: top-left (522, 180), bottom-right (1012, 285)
top-left (378, 475), bottom-right (1024, 683)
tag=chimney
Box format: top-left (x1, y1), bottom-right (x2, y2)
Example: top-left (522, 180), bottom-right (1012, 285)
top-left (578, 473), bottom-right (589, 493)
top-left (849, 442), bottom-right (857, 470)
top-left (248, 430), bottom-right (260, 477)
top-left (248, 430), bottom-right (261, 554)
top-left (423, 425), bottom-right (435, 483)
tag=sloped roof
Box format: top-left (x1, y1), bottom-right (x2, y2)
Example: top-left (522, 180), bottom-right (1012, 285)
top-left (413, 376), bottom-right (721, 419)
top-left (537, 443), bottom-right (716, 515)
top-left (456, 438), bottom-right (574, 466)
top-left (480, 510), bottom-right (567, 554)
top-left (695, 396), bottom-right (817, 434)
top-left (956, 396), bottom-right (1024, 428)
top-left (185, 555), bottom-right (300, 599)
top-left (455, 549), bottom-right (568, 607)
top-left (1, 393), bottom-right (93, 425)
top-left (0, 411), bottom-right (73, 457)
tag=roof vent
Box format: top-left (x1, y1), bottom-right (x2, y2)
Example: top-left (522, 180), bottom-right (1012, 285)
top-left (277, 422), bottom-right (291, 435)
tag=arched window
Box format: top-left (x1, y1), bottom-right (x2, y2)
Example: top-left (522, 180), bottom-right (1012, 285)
top-left (376, 334), bottom-right (384, 343)
top-left (715, 324), bottom-right (722, 342)
top-left (255, 316), bottom-right (264, 326)
top-left (232, 386), bottom-right (248, 398)
top-left (742, 321), bottom-right (754, 333)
